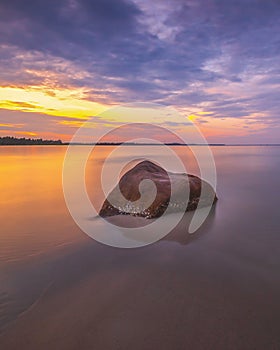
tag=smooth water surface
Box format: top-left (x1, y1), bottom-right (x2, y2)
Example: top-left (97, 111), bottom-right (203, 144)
top-left (0, 146), bottom-right (280, 349)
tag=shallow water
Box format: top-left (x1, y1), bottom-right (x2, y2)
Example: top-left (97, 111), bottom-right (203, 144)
top-left (0, 145), bottom-right (280, 349)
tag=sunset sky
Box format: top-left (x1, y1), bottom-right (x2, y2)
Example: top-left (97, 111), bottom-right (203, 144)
top-left (0, 0), bottom-right (280, 143)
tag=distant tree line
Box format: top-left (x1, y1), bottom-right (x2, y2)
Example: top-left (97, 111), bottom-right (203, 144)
top-left (0, 136), bottom-right (63, 145)
top-left (0, 136), bottom-right (228, 146)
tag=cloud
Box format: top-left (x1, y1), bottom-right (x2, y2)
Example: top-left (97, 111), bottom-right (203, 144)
top-left (0, 0), bottom-right (280, 142)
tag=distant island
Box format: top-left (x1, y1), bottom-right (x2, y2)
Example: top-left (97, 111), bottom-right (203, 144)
top-left (0, 136), bottom-right (225, 146)
top-left (1, 136), bottom-right (279, 146)
top-left (0, 136), bottom-right (63, 145)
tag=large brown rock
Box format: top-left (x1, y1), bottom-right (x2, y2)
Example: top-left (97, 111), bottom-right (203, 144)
top-left (99, 160), bottom-right (217, 218)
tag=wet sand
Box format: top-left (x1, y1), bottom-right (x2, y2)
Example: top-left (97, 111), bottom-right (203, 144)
top-left (1, 209), bottom-right (280, 350)
top-left (1, 146), bottom-right (280, 349)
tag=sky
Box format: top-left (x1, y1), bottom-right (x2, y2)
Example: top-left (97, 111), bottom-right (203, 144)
top-left (0, 0), bottom-right (280, 143)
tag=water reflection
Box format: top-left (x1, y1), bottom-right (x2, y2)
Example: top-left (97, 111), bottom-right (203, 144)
top-left (1, 146), bottom-right (280, 348)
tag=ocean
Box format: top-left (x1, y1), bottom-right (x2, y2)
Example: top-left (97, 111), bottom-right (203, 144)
top-left (0, 145), bottom-right (280, 349)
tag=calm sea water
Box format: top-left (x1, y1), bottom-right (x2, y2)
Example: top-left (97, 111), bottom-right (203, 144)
top-left (1, 146), bottom-right (280, 349)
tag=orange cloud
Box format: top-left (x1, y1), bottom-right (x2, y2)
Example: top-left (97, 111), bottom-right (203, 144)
top-left (0, 122), bottom-right (24, 128)
top-left (14, 131), bottom-right (37, 136)
top-left (0, 86), bottom-right (108, 119)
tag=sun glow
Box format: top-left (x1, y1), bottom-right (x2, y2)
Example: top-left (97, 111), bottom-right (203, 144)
top-left (0, 86), bottom-right (108, 119)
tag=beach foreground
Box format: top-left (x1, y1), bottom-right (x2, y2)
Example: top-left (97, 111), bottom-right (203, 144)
top-left (1, 146), bottom-right (280, 349)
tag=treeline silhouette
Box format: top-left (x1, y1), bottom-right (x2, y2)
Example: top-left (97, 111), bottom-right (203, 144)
top-left (0, 136), bottom-right (63, 145)
top-left (0, 136), bottom-right (228, 146)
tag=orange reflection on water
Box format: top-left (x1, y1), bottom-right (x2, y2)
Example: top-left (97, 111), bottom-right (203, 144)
top-left (0, 146), bottom-right (84, 264)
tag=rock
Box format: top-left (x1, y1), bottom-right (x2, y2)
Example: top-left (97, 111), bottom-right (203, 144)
top-left (99, 160), bottom-right (217, 218)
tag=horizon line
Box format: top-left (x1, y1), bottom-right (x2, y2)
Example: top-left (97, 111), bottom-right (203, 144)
top-left (1, 136), bottom-right (280, 146)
